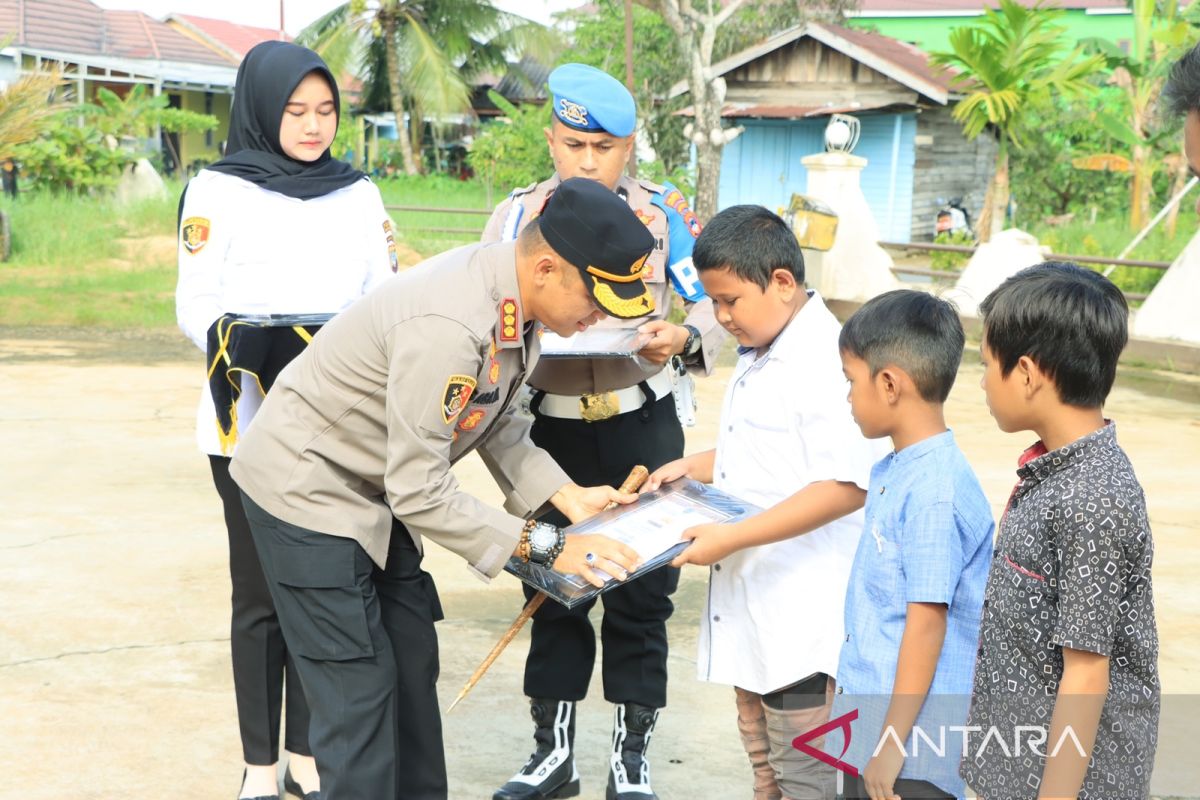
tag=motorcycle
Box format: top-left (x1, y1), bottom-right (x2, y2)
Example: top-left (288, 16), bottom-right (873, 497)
top-left (935, 196), bottom-right (973, 239)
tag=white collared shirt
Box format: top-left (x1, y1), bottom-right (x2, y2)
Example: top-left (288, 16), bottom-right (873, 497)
top-left (175, 170), bottom-right (396, 455)
top-left (700, 291), bottom-right (887, 694)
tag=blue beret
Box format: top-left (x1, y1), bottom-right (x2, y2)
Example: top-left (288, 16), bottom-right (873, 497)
top-left (548, 63), bottom-right (636, 138)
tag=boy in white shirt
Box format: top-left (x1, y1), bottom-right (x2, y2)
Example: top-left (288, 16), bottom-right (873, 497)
top-left (646, 205), bottom-right (883, 799)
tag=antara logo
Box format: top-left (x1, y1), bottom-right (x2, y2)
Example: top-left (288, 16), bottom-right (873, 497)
top-left (792, 708), bottom-right (860, 778)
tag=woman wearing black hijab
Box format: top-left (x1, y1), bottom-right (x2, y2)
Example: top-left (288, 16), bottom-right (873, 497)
top-left (176, 41), bottom-right (398, 800)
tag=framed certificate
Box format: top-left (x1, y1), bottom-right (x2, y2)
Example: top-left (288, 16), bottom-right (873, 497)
top-left (538, 328), bottom-right (650, 359)
top-left (505, 480), bottom-right (761, 608)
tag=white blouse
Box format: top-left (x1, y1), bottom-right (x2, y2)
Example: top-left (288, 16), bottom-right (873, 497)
top-left (176, 169), bottom-right (396, 455)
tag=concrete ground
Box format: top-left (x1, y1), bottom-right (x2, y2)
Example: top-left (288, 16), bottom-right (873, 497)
top-left (1, 329), bottom-right (1198, 799)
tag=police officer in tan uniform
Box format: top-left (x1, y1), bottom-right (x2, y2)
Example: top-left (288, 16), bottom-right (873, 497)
top-left (484, 64), bottom-right (725, 800)
top-left (230, 178), bottom-right (657, 800)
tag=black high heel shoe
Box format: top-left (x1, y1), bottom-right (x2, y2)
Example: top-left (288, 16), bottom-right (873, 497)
top-left (283, 767), bottom-right (322, 800)
top-left (237, 769), bottom-right (280, 800)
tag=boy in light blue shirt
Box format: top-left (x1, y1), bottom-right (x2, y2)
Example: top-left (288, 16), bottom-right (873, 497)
top-left (825, 291), bottom-right (994, 800)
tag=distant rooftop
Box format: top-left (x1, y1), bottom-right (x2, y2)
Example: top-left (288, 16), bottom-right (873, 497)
top-left (167, 13), bottom-right (287, 61)
top-left (0, 0), bottom-right (234, 65)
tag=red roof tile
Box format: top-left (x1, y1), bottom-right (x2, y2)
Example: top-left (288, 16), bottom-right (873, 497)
top-left (0, 0), bottom-right (235, 65)
top-left (170, 13), bottom-right (287, 59)
top-left (103, 10), bottom-right (233, 64)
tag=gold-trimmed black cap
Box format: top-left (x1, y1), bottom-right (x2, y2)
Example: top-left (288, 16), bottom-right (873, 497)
top-left (538, 177), bottom-right (657, 319)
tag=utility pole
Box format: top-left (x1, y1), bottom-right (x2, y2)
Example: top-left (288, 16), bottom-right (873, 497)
top-left (279, 0), bottom-right (286, 39)
top-left (624, 0), bottom-right (637, 178)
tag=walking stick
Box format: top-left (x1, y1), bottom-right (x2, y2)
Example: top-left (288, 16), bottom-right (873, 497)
top-left (445, 465), bottom-right (650, 713)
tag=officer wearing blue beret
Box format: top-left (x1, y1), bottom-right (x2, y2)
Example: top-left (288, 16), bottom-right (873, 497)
top-left (484, 63), bottom-right (726, 800)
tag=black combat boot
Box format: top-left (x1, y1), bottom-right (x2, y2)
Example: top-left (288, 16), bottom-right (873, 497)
top-left (606, 702), bottom-right (660, 800)
top-left (493, 698), bottom-right (580, 800)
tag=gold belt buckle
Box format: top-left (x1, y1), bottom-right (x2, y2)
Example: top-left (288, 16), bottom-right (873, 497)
top-left (579, 391), bottom-right (619, 422)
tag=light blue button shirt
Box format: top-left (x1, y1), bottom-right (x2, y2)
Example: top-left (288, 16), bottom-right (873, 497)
top-left (825, 430), bottom-right (994, 799)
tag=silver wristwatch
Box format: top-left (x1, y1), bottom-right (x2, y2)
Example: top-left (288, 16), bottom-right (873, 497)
top-left (527, 521), bottom-right (565, 566)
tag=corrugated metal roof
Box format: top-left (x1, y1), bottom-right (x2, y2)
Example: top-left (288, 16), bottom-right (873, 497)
top-left (669, 21), bottom-right (954, 104)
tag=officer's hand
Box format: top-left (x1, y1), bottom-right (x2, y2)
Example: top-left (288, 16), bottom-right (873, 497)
top-left (635, 320), bottom-right (688, 365)
top-left (643, 458), bottom-right (691, 493)
top-left (550, 483), bottom-right (637, 525)
top-left (555, 534), bottom-right (641, 588)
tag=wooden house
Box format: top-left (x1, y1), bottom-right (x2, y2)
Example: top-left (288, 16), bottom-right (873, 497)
top-left (671, 22), bottom-right (996, 241)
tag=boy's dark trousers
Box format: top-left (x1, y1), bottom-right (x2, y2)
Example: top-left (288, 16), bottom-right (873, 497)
top-left (842, 776), bottom-right (954, 799)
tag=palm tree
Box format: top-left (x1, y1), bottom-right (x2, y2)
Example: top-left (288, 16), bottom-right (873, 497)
top-left (300, 0), bottom-right (559, 176)
top-left (931, 0), bottom-right (1103, 241)
top-left (0, 71), bottom-right (65, 163)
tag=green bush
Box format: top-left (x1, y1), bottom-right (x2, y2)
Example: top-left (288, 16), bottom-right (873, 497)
top-left (468, 91), bottom-right (553, 196)
top-left (931, 230), bottom-right (975, 271)
top-left (13, 118), bottom-right (134, 193)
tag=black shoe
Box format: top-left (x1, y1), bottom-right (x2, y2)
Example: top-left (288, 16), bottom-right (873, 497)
top-left (237, 769), bottom-right (280, 800)
top-left (493, 698), bottom-right (580, 800)
top-left (606, 703), bottom-right (660, 800)
top-left (282, 766), bottom-right (321, 800)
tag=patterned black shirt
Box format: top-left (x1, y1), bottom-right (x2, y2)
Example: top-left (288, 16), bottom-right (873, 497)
top-left (961, 423), bottom-right (1159, 799)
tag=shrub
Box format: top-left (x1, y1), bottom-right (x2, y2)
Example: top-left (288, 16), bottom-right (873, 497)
top-left (467, 91), bottom-right (553, 196)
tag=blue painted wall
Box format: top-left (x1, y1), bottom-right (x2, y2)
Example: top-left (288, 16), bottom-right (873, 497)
top-left (717, 113), bottom-right (917, 241)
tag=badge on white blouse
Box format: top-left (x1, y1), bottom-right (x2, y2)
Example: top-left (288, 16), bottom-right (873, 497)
top-left (181, 217), bottom-right (210, 255)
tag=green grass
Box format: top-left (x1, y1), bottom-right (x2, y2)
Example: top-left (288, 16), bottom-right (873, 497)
top-left (375, 174), bottom-right (494, 256)
top-left (1027, 213), bottom-right (1190, 297)
top-left (0, 176), bottom-right (497, 329)
top-left (0, 185), bottom-right (182, 327)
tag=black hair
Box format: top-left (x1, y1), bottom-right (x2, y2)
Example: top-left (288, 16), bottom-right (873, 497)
top-left (693, 205), bottom-right (804, 289)
top-left (1164, 41), bottom-right (1200, 118)
top-left (839, 290), bottom-right (965, 403)
top-left (979, 261), bottom-right (1128, 408)
top-left (517, 215), bottom-right (546, 253)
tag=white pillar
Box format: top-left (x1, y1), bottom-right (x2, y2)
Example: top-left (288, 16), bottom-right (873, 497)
top-left (943, 229), bottom-right (1046, 318)
top-left (800, 152), bottom-right (901, 302)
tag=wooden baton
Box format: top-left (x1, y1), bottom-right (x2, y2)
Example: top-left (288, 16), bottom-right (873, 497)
top-left (445, 464), bottom-right (650, 713)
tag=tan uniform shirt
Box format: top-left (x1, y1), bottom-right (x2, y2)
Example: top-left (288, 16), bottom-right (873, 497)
top-left (482, 175), bottom-right (725, 395)
top-left (230, 242), bottom-right (569, 578)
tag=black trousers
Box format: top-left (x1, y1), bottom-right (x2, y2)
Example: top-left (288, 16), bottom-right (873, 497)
top-left (524, 392), bottom-right (684, 708)
top-left (843, 776), bottom-right (954, 799)
top-left (242, 492), bottom-right (447, 800)
top-left (209, 455), bottom-right (311, 764)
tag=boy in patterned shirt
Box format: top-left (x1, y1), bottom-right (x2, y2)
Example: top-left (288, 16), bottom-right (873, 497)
top-left (962, 262), bottom-right (1159, 799)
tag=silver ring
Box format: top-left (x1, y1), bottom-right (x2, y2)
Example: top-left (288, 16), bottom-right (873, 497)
top-left (585, 552), bottom-right (596, 565)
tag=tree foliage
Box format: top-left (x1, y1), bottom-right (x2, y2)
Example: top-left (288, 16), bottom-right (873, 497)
top-left (1009, 90), bottom-right (1130, 223)
top-left (0, 71), bottom-right (66, 162)
top-left (301, 0), bottom-right (560, 175)
top-left (1081, 0), bottom-right (1195, 230)
top-left (466, 90), bottom-right (553, 193)
top-left (930, 0), bottom-right (1104, 240)
top-left (82, 85), bottom-right (217, 142)
top-left (12, 117), bottom-right (134, 193)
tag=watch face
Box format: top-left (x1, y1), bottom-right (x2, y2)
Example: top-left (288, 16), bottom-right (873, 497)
top-left (530, 525), bottom-right (557, 550)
